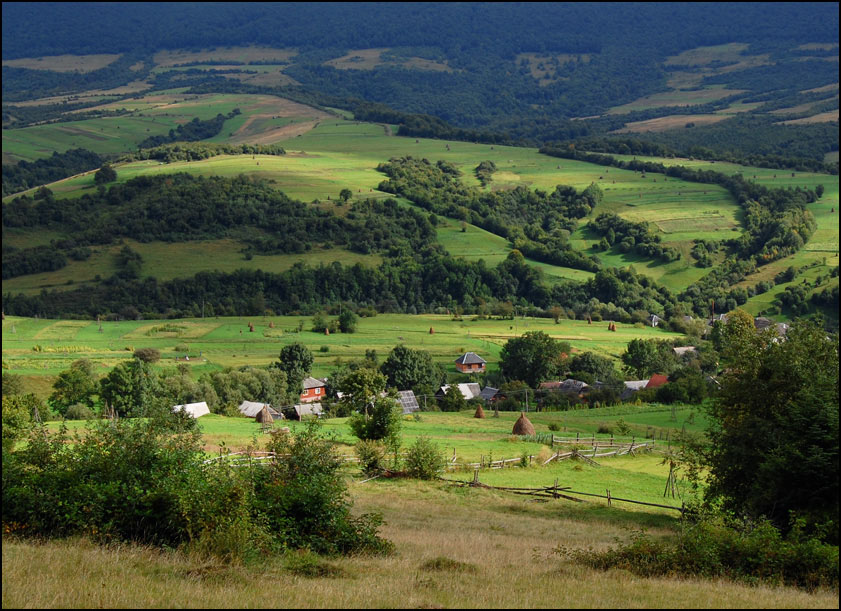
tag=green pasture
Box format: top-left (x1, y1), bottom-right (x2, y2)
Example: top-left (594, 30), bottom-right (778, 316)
top-left (2, 313), bottom-right (685, 396)
top-left (1, 238), bottom-right (382, 296)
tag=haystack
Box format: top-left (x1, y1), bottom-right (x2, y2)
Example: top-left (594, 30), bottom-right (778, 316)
top-left (512, 412), bottom-right (535, 436)
top-left (474, 404), bottom-right (485, 419)
top-left (255, 405), bottom-right (274, 424)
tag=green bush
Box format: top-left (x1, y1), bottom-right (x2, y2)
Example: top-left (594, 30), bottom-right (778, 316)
top-left (561, 517), bottom-right (838, 590)
top-left (355, 439), bottom-right (387, 476)
top-left (64, 403), bottom-right (94, 420)
top-left (404, 436), bottom-right (446, 480)
top-left (2, 417), bottom-right (391, 560)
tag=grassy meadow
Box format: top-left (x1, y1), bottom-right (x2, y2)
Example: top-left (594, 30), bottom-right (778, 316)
top-left (2, 313), bottom-right (683, 397)
top-left (3, 91), bottom-right (838, 318)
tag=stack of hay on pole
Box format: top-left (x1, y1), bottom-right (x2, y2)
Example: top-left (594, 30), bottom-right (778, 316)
top-left (512, 412), bottom-right (535, 436)
top-left (474, 404), bottom-right (485, 419)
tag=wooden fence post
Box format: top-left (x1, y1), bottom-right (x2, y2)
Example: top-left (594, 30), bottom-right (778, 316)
top-left (607, 489), bottom-right (611, 507)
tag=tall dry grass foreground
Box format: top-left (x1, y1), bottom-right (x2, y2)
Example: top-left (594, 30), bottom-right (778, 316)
top-left (3, 480), bottom-right (838, 609)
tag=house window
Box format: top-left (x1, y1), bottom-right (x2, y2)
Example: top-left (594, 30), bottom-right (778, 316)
top-left (315, 388), bottom-right (321, 395)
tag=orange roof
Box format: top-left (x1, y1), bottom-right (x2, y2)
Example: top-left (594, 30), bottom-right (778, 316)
top-left (645, 374), bottom-right (669, 389)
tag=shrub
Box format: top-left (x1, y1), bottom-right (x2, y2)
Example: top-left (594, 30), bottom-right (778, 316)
top-left (355, 440), bottom-right (387, 476)
top-left (560, 517), bottom-right (838, 590)
top-left (174, 344), bottom-right (189, 353)
top-left (133, 347), bottom-right (161, 363)
top-left (64, 403), bottom-right (94, 420)
top-left (404, 436), bottom-right (446, 480)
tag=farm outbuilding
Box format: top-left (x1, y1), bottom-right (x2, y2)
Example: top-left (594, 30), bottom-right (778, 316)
top-left (397, 390), bottom-right (420, 414)
top-left (172, 401), bottom-right (210, 418)
top-left (293, 402), bottom-right (324, 420)
top-left (437, 383), bottom-right (482, 401)
top-left (239, 400), bottom-right (282, 419)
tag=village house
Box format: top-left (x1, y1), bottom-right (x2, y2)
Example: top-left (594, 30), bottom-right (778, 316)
top-left (172, 401), bottom-right (210, 418)
top-left (454, 352), bottom-right (486, 373)
top-left (436, 383), bottom-right (482, 401)
top-left (300, 376), bottom-right (327, 403)
top-left (238, 400), bottom-right (283, 419)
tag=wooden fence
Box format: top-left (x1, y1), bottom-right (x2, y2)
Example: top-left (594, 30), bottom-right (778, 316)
top-left (439, 475), bottom-right (685, 514)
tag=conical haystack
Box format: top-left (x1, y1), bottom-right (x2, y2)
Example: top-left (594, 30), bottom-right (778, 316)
top-left (255, 405), bottom-right (274, 424)
top-left (512, 412), bottom-right (535, 436)
top-left (474, 404), bottom-right (485, 419)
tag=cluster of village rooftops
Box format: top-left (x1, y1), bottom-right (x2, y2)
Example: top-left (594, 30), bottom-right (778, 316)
top-left (174, 314), bottom-right (786, 421)
top-left (171, 347), bottom-right (692, 422)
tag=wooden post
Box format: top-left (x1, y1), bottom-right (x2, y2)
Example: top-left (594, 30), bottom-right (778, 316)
top-left (607, 489), bottom-right (611, 507)
top-left (473, 469), bottom-right (479, 485)
top-left (554, 478), bottom-right (559, 499)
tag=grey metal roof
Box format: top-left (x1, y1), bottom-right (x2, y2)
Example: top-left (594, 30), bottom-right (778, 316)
top-left (294, 402), bottom-right (323, 418)
top-left (239, 401), bottom-right (281, 418)
top-left (454, 352), bottom-right (486, 365)
top-left (302, 376), bottom-right (325, 390)
top-left (479, 387), bottom-right (499, 401)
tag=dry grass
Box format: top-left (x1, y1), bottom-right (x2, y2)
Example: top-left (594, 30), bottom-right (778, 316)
top-left (324, 48), bottom-right (452, 72)
top-left (2, 481), bottom-right (837, 608)
top-left (2, 54), bottom-right (121, 73)
top-left (614, 114), bottom-right (731, 133)
top-left (152, 47), bottom-right (297, 68)
top-left (778, 110), bottom-right (840, 125)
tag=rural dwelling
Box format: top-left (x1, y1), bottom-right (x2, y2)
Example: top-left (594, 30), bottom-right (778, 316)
top-left (293, 402), bottom-right (323, 420)
top-left (454, 352), bottom-right (487, 373)
top-left (621, 380), bottom-right (649, 401)
top-left (647, 314), bottom-right (661, 327)
top-left (172, 401), bottom-right (210, 418)
top-left (397, 390), bottom-right (420, 414)
top-left (300, 376), bottom-right (327, 402)
top-left (436, 383), bottom-right (482, 401)
top-left (479, 386), bottom-right (499, 402)
top-left (673, 346), bottom-right (697, 357)
top-left (645, 374), bottom-right (669, 390)
top-left (239, 400), bottom-right (282, 419)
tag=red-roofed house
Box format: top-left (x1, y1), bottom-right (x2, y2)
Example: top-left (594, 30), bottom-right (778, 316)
top-left (645, 374), bottom-right (669, 390)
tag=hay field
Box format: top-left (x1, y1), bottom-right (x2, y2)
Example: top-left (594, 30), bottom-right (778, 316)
top-left (1, 238), bottom-right (382, 297)
top-left (323, 48), bottom-right (452, 72)
top-left (2, 53), bottom-right (121, 73)
top-left (152, 46), bottom-right (297, 67)
top-left (2, 313), bottom-right (683, 393)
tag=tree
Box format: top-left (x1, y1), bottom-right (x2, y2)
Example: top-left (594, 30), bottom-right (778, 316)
top-left (99, 357), bottom-right (158, 417)
top-left (275, 343), bottom-right (314, 396)
top-left (348, 395), bottom-right (402, 446)
top-left (337, 367), bottom-right (387, 417)
top-left (49, 359), bottom-right (98, 416)
top-left (380, 345), bottom-right (438, 393)
top-left (704, 317), bottom-right (838, 540)
top-left (338, 309), bottom-right (358, 333)
top-left (621, 338), bottom-right (675, 379)
top-left (94, 163), bottom-right (117, 185)
top-left (438, 386), bottom-right (467, 412)
top-left (311, 311), bottom-right (330, 333)
top-left (2, 394), bottom-right (34, 449)
top-left (568, 351), bottom-right (620, 384)
top-left (499, 331), bottom-right (564, 387)
top-left (339, 188), bottom-right (353, 203)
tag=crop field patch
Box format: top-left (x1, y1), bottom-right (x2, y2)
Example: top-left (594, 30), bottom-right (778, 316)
top-left (606, 87), bottom-right (746, 115)
top-left (152, 46), bottom-right (297, 68)
top-left (778, 109), bottom-right (840, 125)
top-left (323, 48), bottom-right (452, 72)
top-left (613, 114), bottom-right (732, 133)
top-left (124, 322), bottom-right (222, 340)
top-left (32, 321), bottom-right (91, 340)
top-left (2, 53), bottom-right (122, 73)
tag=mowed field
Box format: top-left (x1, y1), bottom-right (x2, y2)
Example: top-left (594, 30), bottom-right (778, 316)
top-left (4, 112), bottom-right (751, 293)
top-left (3, 93), bottom-right (837, 305)
top-left (2, 313), bottom-right (684, 398)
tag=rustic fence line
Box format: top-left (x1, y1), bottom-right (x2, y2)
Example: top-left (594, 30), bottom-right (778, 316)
top-left (438, 475), bottom-right (685, 514)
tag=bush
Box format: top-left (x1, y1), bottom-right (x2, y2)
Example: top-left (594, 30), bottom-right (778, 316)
top-left (561, 517), bottom-right (838, 590)
top-left (404, 436), bottom-right (446, 480)
top-left (64, 403), bottom-right (94, 420)
top-left (355, 439), bottom-right (387, 476)
top-left (133, 347), bottom-right (161, 363)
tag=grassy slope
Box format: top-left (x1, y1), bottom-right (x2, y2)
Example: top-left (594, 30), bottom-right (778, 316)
top-left (3, 313), bottom-right (682, 397)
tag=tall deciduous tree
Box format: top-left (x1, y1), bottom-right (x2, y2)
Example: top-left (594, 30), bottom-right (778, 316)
top-left (704, 314), bottom-right (838, 539)
top-left (275, 343), bottom-right (314, 396)
top-left (49, 359), bottom-right (98, 416)
top-left (380, 345), bottom-right (438, 393)
top-left (499, 331), bottom-right (564, 387)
